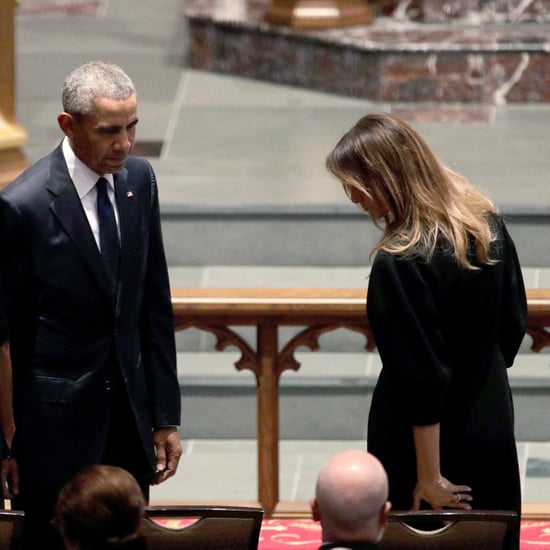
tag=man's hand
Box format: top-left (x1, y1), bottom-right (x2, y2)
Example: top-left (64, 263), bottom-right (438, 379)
top-left (1, 456), bottom-right (19, 500)
top-left (151, 427), bottom-right (182, 485)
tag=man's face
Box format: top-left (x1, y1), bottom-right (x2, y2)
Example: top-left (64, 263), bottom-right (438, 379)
top-left (61, 93), bottom-right (138, 175)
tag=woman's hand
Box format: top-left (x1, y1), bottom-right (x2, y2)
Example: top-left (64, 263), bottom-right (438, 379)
top-left (412, 424), bottom-right (472, 511)
top-left (412, 475), bottom-right (472, 511)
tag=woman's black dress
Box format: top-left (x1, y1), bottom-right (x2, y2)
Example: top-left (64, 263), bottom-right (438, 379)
top-left (366, 216), bottom-right (527, 545)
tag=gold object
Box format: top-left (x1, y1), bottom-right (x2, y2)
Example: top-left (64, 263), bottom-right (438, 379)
top-left (265, 0), bottom-right (375, 29)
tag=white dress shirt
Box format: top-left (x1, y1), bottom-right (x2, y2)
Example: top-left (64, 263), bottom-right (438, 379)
top-left (62, 137), bottom-right (120, 250)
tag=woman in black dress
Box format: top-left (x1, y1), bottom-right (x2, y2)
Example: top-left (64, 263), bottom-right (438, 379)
top-left (326, 113), bottom-right (527, 549)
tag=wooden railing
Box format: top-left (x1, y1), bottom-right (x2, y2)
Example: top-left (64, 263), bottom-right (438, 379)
top-left (171, 288), bottom-right (550, 517)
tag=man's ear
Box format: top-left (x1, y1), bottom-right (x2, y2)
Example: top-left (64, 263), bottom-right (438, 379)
top-left (310, 497), bottom-right (320, 521)
top-left (380, 500), bottom-right (391, 527)
top-left (57, 112), bottom-right (74, 137)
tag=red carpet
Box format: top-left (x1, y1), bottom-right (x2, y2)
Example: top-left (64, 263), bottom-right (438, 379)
top-left (157, 518), bottom-right (550, 548)
top-left (520, 521), bottom-right (550, 548)
top-left (259, 519), bottom-right (321, 548)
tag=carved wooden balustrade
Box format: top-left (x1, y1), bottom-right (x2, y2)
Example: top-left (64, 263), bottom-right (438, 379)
top-left (171, 287), bottom-right (550, 517)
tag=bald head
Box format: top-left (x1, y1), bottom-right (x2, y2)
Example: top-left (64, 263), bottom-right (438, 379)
top-left (311, 450), bottom-right (390, 543)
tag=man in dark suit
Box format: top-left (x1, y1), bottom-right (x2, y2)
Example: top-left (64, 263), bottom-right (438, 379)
top-left (310, 450), bottom-right (391, 549)
top-left (0, 60), bottom-right (181, 549)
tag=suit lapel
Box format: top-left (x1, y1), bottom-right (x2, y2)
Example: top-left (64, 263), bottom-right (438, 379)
top-left (114, 169), bottom-right (140, 310)
top-left (47, 146), bottom-right (114, 300)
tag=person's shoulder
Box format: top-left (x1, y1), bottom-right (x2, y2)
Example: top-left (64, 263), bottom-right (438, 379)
top-left (0, 153), bottom-right (55, 206)
top-left (2, 153), bottom-right (51, 189)
top-left (486, 211), bottom-right (505, 234)
top-left (372, 249), bottom-right (396, 267)
top-left (122, 156), bottom-right (157, 194)
top-left (125, 155), bottom-right (150, 168)
top-left (486, 212), bottom-right (516, 258)
top-left (372, 248), bottom-right (422, 273)
top-left (124, 155), bottom-right (154, 177)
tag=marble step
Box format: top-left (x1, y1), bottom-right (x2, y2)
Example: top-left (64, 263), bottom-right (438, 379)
top-left (176, 351), bottom-right (550, 441)
top-left (162, 211), bottom-right (550, 268)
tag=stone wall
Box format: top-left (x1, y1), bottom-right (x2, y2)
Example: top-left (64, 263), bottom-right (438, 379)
top-left (378, 0), bottom-right (550, 23)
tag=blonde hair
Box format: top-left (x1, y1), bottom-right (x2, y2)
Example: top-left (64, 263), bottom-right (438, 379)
top-left (326, 113), bottom-right (497, 269)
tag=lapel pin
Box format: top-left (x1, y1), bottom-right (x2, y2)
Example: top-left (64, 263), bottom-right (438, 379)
top-left (127, 191), bottom-right (134, 198)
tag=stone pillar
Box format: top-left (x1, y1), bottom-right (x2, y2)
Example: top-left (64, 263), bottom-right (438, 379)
top-left (0, 0), bottom-right (28, 187)
top-left (265, 0), bottom-right (375, 28)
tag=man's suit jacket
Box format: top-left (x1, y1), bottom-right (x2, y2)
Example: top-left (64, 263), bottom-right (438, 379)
top-left (0, 144), bottom-right (180, 490)
top-left (0, 287), bottom-right (7, 344)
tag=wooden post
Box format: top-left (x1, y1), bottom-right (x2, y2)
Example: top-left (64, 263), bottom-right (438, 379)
top-left (265, 0), bottom-right (375, 28)
top-left (256, 321), bottom-right (280, 517)
top-left (0, 0), bottom-right (28, 187)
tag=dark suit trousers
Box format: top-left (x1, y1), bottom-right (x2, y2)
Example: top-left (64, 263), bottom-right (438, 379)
top-left (15, 380), bottom-right (154, 550)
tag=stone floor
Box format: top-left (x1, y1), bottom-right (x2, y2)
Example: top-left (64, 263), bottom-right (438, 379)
top-left (12, 0), bottom-right (550, 510)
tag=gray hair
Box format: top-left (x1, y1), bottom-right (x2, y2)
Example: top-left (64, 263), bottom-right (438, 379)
top-left (62, 60), bottom-right (136, 114)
